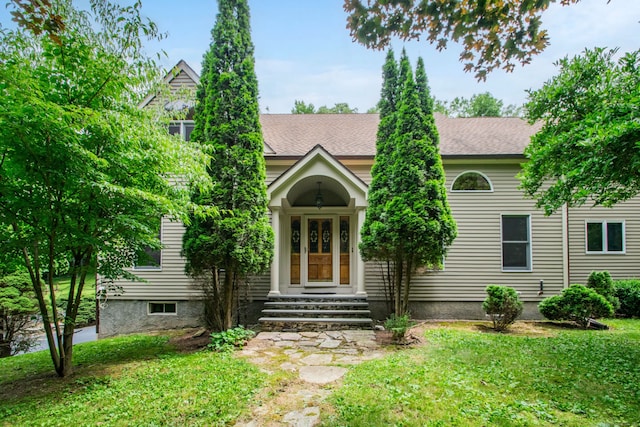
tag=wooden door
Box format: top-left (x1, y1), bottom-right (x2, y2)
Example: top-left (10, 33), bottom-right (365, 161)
top-left (308, 218), bottom-right (332, 282)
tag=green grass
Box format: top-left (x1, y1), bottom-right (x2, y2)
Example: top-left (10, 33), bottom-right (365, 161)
top-left (53, 273), bottom-right (96, 298)
top-left (3, 321), bottom-right (640, 426)
top-left (323, 319), bottom-right (640, 427)
top-left (0, 333), bottom-right (265, 426)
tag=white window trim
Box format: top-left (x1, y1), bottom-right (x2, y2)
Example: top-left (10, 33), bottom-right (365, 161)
top-left (451, 170), bottom-right (494, 192)
top-left (169, 120), bottom-right (195, 141)
top-left (500, 213), bottom-right (533, 272)
top-left (133, 220), bottom-right (164, 271)
top-left (585, 220), bottom-right (626, 254)
top-left (147, 301), bottom-right (177, 316)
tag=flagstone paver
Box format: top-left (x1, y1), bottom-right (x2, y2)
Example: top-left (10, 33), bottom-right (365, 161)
top-left (234, 329), bottom-right (386, 427)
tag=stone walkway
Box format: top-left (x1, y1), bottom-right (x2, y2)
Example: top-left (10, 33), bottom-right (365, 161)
top-left (234, 330), bottom-right (387, 427)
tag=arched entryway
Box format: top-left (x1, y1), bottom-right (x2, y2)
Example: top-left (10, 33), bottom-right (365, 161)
top-left (267, 146), bottom-right (368, 296)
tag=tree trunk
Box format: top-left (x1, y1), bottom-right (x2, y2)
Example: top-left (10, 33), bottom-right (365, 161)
top-left (0, 340), bottom-right (11, 358)
top-left (394, 256), bottom-right (403, 316)
top-left (223, 268), bottom-right (234, 330)
top-left (59, 329), bottom-right (75, 377)
top-left (402, 259), bottom-right (412, 315)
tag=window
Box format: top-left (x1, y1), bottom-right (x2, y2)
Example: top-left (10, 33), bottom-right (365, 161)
top-left (134, 226), bottom-right (162, 270)
top-left (586, 221), bottom-right (625, 254)
top-left (148, 302), bottom-right (177, 315)
top-left (501, 215), bottom-right (531, 271)
top-left (452, 171), bottom-right (493, 191)
top-left (169, 120), bottom-right (195, 141)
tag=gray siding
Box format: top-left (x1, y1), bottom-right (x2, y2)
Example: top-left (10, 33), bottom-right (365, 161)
top-left (568, 199), bottom-right (640, 284)
top-left (364, 162), bottom-right (565, 303)
top-left (109, 217), bottom-right (200, 300)
top-left (144, 69), bottom-right (197, 109)
top-left (108, 215), bottom-right (272, 301)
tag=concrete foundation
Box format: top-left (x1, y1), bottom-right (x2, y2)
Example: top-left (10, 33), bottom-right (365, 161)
top-left (98, 299), bottom-right (205, 338)
top-left (369, 301), bottom-right (544, 321)
top-left (99, 299), bottom-right (545, 337)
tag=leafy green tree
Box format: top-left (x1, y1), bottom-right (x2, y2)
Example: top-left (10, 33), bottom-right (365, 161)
top-left (293, 102), bottom-right (359, 114)
top-left (0, 0), bottom-right (207, 376)
top-left (344, 0), bottom-right (581, 79)
top-left (319, 102), bottom-right (358, 113)
top-left (291, 99), bottom-right (316, 114)
top-left (520, 48), bottom-right (640, 215)
top-left (435, 92), bottom-right (521, 117)
top-left (292, 101), bottom-right (359, 114)
top-left (182, 0), bottom-right (274, 332)
top-left (361, 51), bottom-right (457, 316)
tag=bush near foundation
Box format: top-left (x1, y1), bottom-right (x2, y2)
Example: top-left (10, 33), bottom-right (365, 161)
top-left (614, 280), bottom-right (640, 318)
top-left (587, 271), bottom-right (620, 312)
top-left (539, 284), bottom-right (613, 328)
top-left (482, 285), bottom-right (523, 331)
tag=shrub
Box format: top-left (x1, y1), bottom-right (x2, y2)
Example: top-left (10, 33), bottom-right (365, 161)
top-left (587, 271), bottom-right (620, 311)
top-left (208, 326), bottom-right (255, 352)
top-left (384, 313), bottom-right (413, 342)
top-left (538, 284), bottom-right (613, 328)
top-left (614, 279), bottom-right (640, 318)
top-left (0, 269), bottom-right (39, 357)
top-left (538, 295), bottom-right (567, 321)
top-left (56, 295), bottom-right (96, 328)
top-left (482, 285), bottom-right (523, 331)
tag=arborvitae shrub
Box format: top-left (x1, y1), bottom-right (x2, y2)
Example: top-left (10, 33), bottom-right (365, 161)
top-left (587, 271), bottom-right (620, 311)
top-left (538, 284), bottom-right (613, 328)
top-left (482, 285), bottom-right (523, 331)
top-left (613, 279), bottom-right (640, 318)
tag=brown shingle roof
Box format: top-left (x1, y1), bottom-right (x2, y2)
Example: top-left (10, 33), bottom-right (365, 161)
top-left (260, 113), bottom-right (540, 158)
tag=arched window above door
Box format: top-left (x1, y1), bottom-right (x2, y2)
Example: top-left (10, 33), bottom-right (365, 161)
top-left (451, 171), bottom-right (493, 192)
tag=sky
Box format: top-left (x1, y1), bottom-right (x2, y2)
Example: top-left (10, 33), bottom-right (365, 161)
top-left (2, 1), bottom-right (639, 113)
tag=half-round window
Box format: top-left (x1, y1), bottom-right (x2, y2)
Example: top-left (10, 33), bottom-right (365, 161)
top-left (451, 171), bottom-right (493, 192)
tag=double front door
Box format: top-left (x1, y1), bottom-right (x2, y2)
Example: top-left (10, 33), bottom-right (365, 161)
top-left (290, 216), bottom-right (350, 286)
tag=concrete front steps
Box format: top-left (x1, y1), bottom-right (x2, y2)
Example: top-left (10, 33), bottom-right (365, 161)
top-left (258, 294), bottom-right (373, 331)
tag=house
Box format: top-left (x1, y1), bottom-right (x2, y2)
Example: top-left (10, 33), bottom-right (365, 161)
top-left (97, 61), bottom-right (640, 337)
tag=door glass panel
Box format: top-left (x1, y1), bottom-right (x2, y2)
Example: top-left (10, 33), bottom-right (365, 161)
top-left (290, 216), bottom-right (301, 284)
top-left (321, 220), bottom-right (331, 253)
top-left (340, 216), bottom-right (350, 284)
top-left (309, 220), bottom-right (319, 254)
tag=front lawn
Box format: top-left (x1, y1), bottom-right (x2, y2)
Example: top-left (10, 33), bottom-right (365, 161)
top-left (0, 333), bottom-right (265, 426)
top-left (324, 319), bottom-right (640, 426)
top-left (2, 320), bottom-right (639, 426)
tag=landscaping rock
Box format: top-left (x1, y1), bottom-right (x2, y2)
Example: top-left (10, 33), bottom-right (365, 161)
top-left (282, 407), bottom-right (320, 427)
top-left (299, 366), bottom-right (347, 384)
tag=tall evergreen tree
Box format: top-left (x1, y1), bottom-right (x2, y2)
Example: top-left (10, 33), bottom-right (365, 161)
top-left (361, 52), bottom-right (457, 316)
top-left (182, 0), bottom-right (274, 331)
top-left (360, 49), bottom-right (399, 310)
top-left (415, 57), bottom-right (438, 144)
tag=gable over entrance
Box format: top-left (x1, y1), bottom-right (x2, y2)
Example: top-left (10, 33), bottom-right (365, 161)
top-left (267, 145), bottom-right (368, 296)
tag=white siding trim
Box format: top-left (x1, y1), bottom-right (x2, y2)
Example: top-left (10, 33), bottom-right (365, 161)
top-left (500, 213), bottom-right (533, 272)
top-left (562, 204), bottom-right (570, 288)
top-left (584, 219), bottom-right (626, 255)
top-left (451, 170), bottom-right (494, 192)
top-left (147, 301), bottom-right (178, 315)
